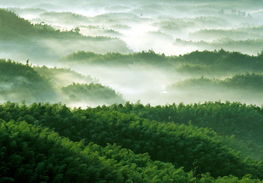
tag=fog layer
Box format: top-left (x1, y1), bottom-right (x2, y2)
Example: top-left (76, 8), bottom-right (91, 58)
top-left (0, 1), bottom-right (263, 106)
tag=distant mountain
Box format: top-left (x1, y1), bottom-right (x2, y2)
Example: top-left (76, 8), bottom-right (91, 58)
top-left (0, 9), bottom-right (130, 63)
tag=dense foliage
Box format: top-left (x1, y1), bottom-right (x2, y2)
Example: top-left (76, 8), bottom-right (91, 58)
top-left (100, 102), bottom-right (263, 159)
top-left (102, 102), bottom-right (263, 145)
top-left (0, 103), bottom-right (262, 179)
top-left (0, 120), bottom-right (196, 183)
top-left (1, 120), bottom-right (263, 183)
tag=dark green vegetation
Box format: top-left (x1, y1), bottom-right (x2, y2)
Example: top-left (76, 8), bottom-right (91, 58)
top-left (0, 102), bottom-right (263, 182)
top-left (98, 102), bottom-right (263, 159)
top-left (1, 120), bottom-right (262, 183)
top-left (0, 120), bottom-right (195, 183)
top-left (62, 83), bottom-right (125, 105)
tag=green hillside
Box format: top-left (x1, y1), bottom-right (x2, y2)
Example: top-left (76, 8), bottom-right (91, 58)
top-left (1, 120), bottom-right (262, 183)
top-left (99, 102), bottom-right (263, 159)
top-left (0, 120), bottom-right (194, 183)
top-left (0, 9), bottom-right (35, 39)
top-left (0, 8), bottom-right (85, 40)
top-left (0, 103), bottom-right (262, 179)
top-left (34, 66), bottom-right (94, 88)
top-left (63, 50), bottom-right (263, 75)
top-left (63, 50), bottom-right (166, 66)
top-left (171, 73), bottom-right (263, 92)
top-left (0, 60), bottom-right (56, 103)
top-left (62, 83), bottom-right (125, 105)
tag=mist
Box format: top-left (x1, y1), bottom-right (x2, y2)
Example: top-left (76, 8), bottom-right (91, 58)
top-left (2, 0), bottom-right (263, 57)
top-left (0, 0), bottom-right (263, 107)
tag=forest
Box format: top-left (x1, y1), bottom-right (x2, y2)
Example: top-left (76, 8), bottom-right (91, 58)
top-left (1, 103), bottom-right (263, 182)
top-left (1, 0), bottom-right (263, 182)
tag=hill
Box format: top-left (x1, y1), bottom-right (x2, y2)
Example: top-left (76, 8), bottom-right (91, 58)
top-left (0, 103), bottom-right (262, 178)
top-left (63, 50), bottom-right (263, 75)
top-left (100, 102), bottom-right (263, 159)
top-left (0, 59), bottom-right (56, 103)
top-left (0, 9), bottom-right (130, 63)
top-left (0, 120), bottom-right (194, 183)
top-left (2, 120), bottom-right (263, 182)
top-left (34, 66), bottom-right (94, 88)
top-left (62, 83), bottom-right (125, 105)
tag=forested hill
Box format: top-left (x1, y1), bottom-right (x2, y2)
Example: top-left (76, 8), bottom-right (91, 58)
top-left (0, 60), bottom-right (125, 105)
top-left (100, 102), bottom-right (263, 141)
top-left (62, 83), bottom-right (125, 105)
top-left (63, 50), bottom-right (263, 74)
top-left (0, 121), bottom-right (195, 183)
top-left (96, 102), bottom-right (263, 159)
top-left (0, 59), bottom-right (56, 102)
top-left (1, 2), bottom-right (263, 182)
top-left (0, 8), bottom-right (35, 39)
top-left (0, 8), bottom-right (83, 40)
top-left (0, 8), bottom-right (130, 62)
top-left (1, 120), bottom-right (262, 183)
top-left (173, 73), bottom-right (263, 91)
top-left (0, 8), bottom-right (131, 43)
top-left (1, 102), bottom-right (263, 182)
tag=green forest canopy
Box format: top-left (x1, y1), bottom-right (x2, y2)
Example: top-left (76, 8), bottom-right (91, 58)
top-left (1, 120), bottom-right (263, 183)
top-left (0, 102), bottom-right (263, 179)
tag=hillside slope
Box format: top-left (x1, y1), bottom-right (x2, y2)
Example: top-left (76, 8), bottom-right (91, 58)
top-left (0, 103), bottom-right (262, 178)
